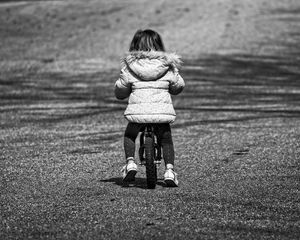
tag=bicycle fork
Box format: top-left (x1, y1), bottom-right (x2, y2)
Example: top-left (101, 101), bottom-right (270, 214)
top-left (139, 126), bottom-right (162, 165)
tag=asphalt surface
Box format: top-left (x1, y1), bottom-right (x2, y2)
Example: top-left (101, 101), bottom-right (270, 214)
top-left (1, 3), bottom-right (300, 240)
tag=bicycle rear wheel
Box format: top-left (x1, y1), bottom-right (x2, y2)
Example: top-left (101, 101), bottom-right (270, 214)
top-left (144, 135), bottom-right (157, 189)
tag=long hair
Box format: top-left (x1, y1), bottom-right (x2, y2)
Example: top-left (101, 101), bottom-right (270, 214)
top-left (129, 29), bottom-right (165, 52)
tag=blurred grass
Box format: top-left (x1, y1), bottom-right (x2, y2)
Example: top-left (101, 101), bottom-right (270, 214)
top-left (1, 0), bottom-right (296, 69)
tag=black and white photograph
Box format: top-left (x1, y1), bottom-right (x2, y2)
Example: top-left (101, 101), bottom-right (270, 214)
top-left (1, 0), bottom-right (299, 239)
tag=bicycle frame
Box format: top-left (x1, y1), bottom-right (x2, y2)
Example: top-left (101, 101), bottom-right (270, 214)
top-left (138, 125), bottom-right (162, 165)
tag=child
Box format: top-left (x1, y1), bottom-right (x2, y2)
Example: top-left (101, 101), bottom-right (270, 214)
top-left (114, 29), bottom-right (185, 187)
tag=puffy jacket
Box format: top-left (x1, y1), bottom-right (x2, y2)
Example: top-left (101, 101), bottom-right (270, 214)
top-left (115, 51), bottom-right (185, 123)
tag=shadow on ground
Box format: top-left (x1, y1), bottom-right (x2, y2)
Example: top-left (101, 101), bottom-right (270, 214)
top-left (0, 52), bottom-right (299, 128)
top-left (100, 177), bottom-right (168, 189)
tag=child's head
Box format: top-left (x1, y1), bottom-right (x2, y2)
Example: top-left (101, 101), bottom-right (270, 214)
top-left (129, 29), bottom-right (165, 52)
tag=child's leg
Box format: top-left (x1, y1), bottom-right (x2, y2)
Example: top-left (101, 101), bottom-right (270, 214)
top-left (155, 123), bottom-right (175, 169)
top-left (124, 122), bottom-right (143, 161)
top-left (156, 123), bottom-right (178, 186)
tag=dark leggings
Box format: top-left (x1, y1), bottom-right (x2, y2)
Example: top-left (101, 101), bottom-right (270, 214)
top-left (124, 122), bottom-right (175, 166)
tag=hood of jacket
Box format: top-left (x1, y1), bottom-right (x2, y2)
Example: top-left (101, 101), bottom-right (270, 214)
top-left (121, 51), bottom-right (182, 81)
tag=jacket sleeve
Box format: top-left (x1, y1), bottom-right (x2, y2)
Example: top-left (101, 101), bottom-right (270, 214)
top-left (114, 68), bottom-right (131, 100)
top-left (169, 68), bottom-right (185, 95)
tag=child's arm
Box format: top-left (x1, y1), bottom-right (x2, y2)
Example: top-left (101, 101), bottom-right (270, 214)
top-left (169, 68), bottom-right (185, 95)
top-left (114, 68), bottom-right (131, 100)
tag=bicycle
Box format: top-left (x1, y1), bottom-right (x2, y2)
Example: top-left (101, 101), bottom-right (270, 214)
top-left (138, 124), bottom-right (162, 189)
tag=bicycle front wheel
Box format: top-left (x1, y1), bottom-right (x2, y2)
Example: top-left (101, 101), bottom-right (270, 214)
top-left (144, 136), bottom-right (157, 189)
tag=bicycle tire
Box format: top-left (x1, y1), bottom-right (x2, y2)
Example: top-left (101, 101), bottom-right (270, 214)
top-left (144, 135), bottom-right (157, 189)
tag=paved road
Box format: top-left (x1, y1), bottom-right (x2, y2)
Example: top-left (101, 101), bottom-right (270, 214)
top-left (1, 3), bottom-right (300, 240)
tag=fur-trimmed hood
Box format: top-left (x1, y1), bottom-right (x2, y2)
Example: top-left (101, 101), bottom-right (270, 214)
top-left (121, 51), bottom-right (182, 81)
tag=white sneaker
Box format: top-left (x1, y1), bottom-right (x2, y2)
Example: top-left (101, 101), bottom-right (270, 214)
top-left (122, 161), bottom-right (137, 182)
top-left (164, 169), bottom-right (178, 187)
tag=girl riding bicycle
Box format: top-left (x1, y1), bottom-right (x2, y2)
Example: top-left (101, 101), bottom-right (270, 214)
top-left (115, 29), bottom-right (185, 187)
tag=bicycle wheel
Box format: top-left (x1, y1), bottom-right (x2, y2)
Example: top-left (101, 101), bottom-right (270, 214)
top-left (144, 135), bottom-right (157, 189)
